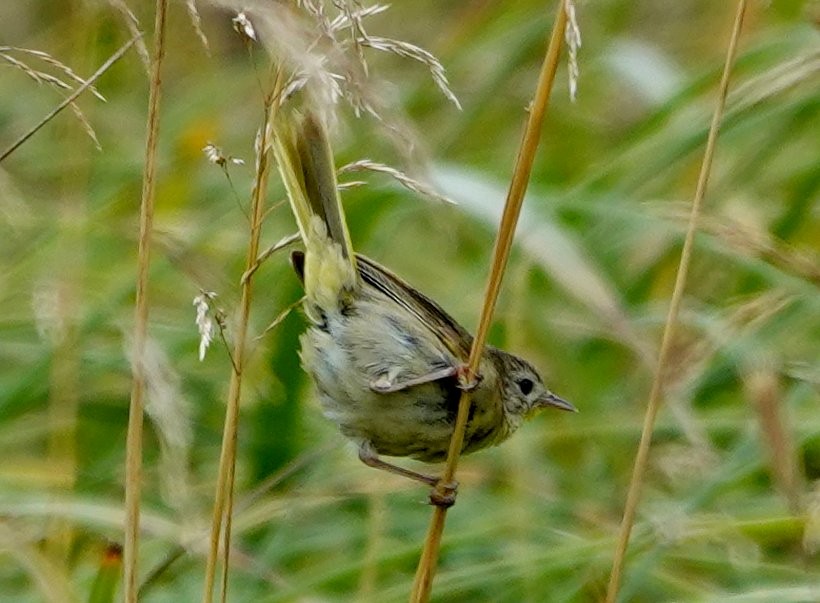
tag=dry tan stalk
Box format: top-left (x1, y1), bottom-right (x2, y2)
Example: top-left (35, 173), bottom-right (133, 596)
top-left (123, 2), bottom-right (169, 602)
top-left (604, 2), bottom-right (749, 601)
top-left (0, 35), bottom-right (139, 163)
top-left (201, 71), bottom-right (284, 603)
top-left (745, 367), bottom-right (804, 515)
top-left (409, 2), bottom-right (569, 601)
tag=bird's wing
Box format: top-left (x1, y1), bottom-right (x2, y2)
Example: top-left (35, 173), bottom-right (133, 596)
top-left (356, 254), bottom-right (474, 360)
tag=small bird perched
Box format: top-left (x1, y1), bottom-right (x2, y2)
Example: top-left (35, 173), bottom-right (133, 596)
top-left (272, 108), bottom-right (575, 504)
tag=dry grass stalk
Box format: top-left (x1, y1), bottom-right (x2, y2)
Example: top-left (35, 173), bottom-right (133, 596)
top-left (357, 36), bottom-right (461, 109)
top-left (123, 2), bottom-right (169, 601)
top-left (0, 46), bottom-right (106, 100)
top-left (241, 232), bottom-right (300, 284)
top-left (185, 0), bottom-right (211, 52)
top-left (212, 0), bottom-right (449, 164)
top-left (744, 366), bottom-right (804, 515)
top-left (604, 2), bottom-right (749, 601)
top-left (339, 159), bottom-right (456, 205)
top-left (0, 35), bottom-right (139, 163)
top-left (107, 0), bottom-right (151, 70)
top-left (653, 204), bottom-right (820, 286)
top-left (0, 48), bottom-right (101, 146)
top-left (201, 72), bottom-right (284, 603)
top-left (409, 2), bottom-right (570, 600)
top-left (256, 296), bottom-right (305, 340)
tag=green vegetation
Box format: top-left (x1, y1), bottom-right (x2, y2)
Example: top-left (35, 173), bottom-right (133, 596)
top-left (0, 1), bottom-right (817, 601)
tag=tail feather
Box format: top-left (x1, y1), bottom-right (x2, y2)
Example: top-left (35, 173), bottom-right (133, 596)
top-left (273, 110), bottom-right (359, 312)
top-left (272, 114), bottom-right (313, 244)
top-left (296, 116), bottom-right (355, 260)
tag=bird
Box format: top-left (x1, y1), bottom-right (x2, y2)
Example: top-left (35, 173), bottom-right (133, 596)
top-left (272, 107), bottom-right (575, 505)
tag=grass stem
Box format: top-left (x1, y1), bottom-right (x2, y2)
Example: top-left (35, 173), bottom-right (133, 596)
top-left (604, 2), bottom-right (749, 601)
top-left (0, 34), bottom-right (139, 163)
top-left (123, 2), bottom-right (168, 601)
top-left (202, 72), bottom-right (284, 603)
top-left (409, 2), bottom-right (568, 600)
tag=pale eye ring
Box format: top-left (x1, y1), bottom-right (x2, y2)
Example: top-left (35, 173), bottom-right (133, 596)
top-left (517, 378), bottom-right (534, 396)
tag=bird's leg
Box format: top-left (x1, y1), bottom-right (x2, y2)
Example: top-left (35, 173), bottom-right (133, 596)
top-left (358, 442), bottom-right (438, 486)
top-left (357, 443), bottom-right (459, 507)
top-left (369, 363), bottom-right (482, 394)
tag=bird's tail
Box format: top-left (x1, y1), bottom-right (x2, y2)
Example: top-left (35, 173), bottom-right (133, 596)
top-left (272, 110), bottom-right (358, 312)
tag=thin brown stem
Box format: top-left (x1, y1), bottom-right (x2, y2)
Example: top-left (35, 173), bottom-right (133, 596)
top-left (139, 447), bottom-right (326, 596)
top-left (745, 366), bottom-right (804, 515)
top-left (0, 34), bottom-right (140, 163)
top-left (255, 296), bottom-right (305, 341)
top-left (202, 73), bottom-right (284, 603)
top-left (241, 231), bottom-right (300, 285)
top-left (409, 2), bottom-right (568, 601)
top-left (123, 3), bottom-right (168, 602)
top-left (604, 2), bottom-right (748, 601)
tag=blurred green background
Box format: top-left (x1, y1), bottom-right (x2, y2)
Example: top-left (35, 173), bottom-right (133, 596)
top-left (0, 1), bottom-right (818, 601)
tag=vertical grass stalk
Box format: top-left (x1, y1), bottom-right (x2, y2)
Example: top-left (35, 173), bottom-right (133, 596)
top-left (604, 2), bottom-right (749, 601)
top-left (409, 2), bottom-right (569, 601)
top-left (123, 2), bottom-right (169, 601)
top-left (202, 73), bottom-right (283, 603)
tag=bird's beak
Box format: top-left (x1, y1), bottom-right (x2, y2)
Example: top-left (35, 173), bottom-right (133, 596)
top-left (538, 391), bottom-right (578, 413)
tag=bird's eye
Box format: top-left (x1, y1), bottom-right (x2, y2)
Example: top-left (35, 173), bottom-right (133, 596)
top-left (517, 378), bottom-right (534, 396)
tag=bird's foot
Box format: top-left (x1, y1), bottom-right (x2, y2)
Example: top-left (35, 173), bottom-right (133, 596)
top-left (428, 479), bottom-right (459, 508)
top-left (454, 364), bottom-right (482, 392)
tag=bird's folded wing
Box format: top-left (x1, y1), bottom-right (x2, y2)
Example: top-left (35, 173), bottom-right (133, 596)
top-left (356, 254), bottom-right (474, 360)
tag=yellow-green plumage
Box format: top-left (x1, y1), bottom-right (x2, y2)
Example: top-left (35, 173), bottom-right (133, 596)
top-left (272, 109), bottom-right (575, 472)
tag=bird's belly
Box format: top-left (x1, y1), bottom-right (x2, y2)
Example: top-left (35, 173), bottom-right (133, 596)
top-left (299, 309), bottom-right (505, 462)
